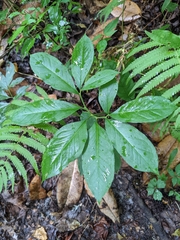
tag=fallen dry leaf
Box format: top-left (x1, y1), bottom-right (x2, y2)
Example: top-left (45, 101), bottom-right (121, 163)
top-left (33, 226), bottom-right (47, 240)
top-left (111, 0), bottom-right (141, 22)
top-left (56, 218), bottom-right (80, 232)
top-left (161, 141), bottom-right (180, 173)
top-left (89, 18), bottom-right (115, 45)
top-left (98, 189), bottom-right (120, 223)
top-left (84, 181), bottom-right (120, 223)
top-left (156, 135), bottom-right (176, 158)
top-left (29, 175), bottom-right (47, 200)
top-left (56, 160), bottom-right (83, 211)
top-left (93, 217), bottom-right (109, 239)
top-left (141, 123), bottom-right (168, 143)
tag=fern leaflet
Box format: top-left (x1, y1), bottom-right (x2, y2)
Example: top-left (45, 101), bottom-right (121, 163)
top-left (124, 29), bottom-right (180, 99)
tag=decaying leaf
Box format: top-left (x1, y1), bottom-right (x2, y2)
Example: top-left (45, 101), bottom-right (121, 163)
top-left (93, 217), bottom-right (109, 239)
top-left (98, 189), bottom-right (120, 223)
top-left (29, 175), bottom-right (47, 200)
top-left (111, 0), bottom-right (141, 21)
top-left (56, 218), bottom-right (80, 232)
top-left (161, 141), bottom-right (180, 173)
top-left (56, 160), bottom-right (83, 211)
top-left (33, 226), bottom-right (47, 240)
top-left (156, 135), bottom-right (176, 158)
top-left (84, 180), bottom-right (120, 223)
top-left (89, 18), bottom-right (115, 45)
top-left (141, 123), bottom-right (168, 143)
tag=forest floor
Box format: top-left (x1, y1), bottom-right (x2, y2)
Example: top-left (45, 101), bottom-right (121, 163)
top-left (0, 0), bottom-right (180, 239)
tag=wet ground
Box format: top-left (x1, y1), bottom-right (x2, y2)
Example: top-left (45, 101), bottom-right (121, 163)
top-left (0, 0), bottom-right (180, 239)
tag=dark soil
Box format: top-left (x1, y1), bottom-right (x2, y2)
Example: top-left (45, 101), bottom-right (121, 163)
top-left (1, 0), bottom-right (180, 239)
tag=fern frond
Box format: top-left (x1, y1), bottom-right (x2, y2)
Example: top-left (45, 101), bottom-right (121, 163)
top-left (20, 135), bottom-right (45, 152)
top-left (0, 174), bottom-right (3, 192)
top-left (0, 125), bottom-right (24, 133)
top-left (131, 57), bottom-right (179, 92)
top-left (127, 41), bottom-right (162, 57)
top-left (137, 65), bottom-right (180, 97)
top-left (0, 166), bottom-right (8, 190)
top-left (26, 129), bottom-right (49, 145)
top-left (124, 46), bottom-right (174, 76)
top-left (162, 83), bottom-right (180, 99)
top-left (0, 134), bottom-right (45, 153)
top-left (0, 151), bottom-right (28, 186)
top-left (0, 124), bottom-right (49, 146)
top-left (173, 97), bottom-right (180, 105)
top-left (124, 30), bottom-right (180, 99)
top-left (0, 161), bottom-right (15, 190)
top-left (0, 143), bottom-right (39, 173)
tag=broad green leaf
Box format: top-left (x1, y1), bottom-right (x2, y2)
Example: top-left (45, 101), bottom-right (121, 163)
top-left (0, 62), bottom-right (15, 90)
top-left (99, 79), bottom-right (118, 113)
top-left (105, 119), bottom-right (159, 174)
top-left (8, 99), bottom-right (81, 126)
top-left (71, 35), bottom-right (94, 89)
top-left (0, 90), bottom-right (9, 100)
top-left (82, 70), bottom-right (118, 90)
top-left (21, 38), bottom-right (35, 56)
top-left (97, 40), bottom-right (107, 54)
top-left (42, 120), bottom-right (88, 180)
top-left (114, 148), bottom-right (121, 173)
top-left (110, 96), bottom-right (176, 123)
top-left (80, 111), bottom-right (96, 129)
top-left (30, 53), bottom-right (78, 94)
top-left (82, 122), bottom-right (114, 202)
top-left (117, 73), bottom-right (135, 101)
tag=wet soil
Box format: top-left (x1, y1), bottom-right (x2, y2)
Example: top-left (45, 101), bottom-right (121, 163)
top-left (1, 0), bottom-right (180, 239)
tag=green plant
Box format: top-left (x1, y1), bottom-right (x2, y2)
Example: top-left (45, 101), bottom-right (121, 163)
top-left (168, 163), bottom-right (180, 186)
top-left (94, 0), bottom-right (125, 55)
top-left (5, 35), bottom-right (176, 202)
top-left (6, 0), bottom-right (81, 56)
top-left (147, 176), bottom-right (167, 200)
top-left (0, 61), bottom-right (59, 192)
top-left (123, 29), bottom-right (180, 99)
top-left (161, 0), bottom-right (178, 13)
top-left (0, 125), bottom-right (48, 192)
top-left (147, 148), bottom-right (180, 201)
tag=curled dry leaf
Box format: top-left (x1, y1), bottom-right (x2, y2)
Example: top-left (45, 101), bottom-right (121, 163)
top-left (111, 0), bottom-right (141, 22)
top-left (84, 180), bottom-right (120, 223)
top-left (29, 174), bottom-right (47, 200)
top-left (33, 226), bottom-right (47, 240)
top-left (56, 160), bottom-right (83, 211)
